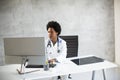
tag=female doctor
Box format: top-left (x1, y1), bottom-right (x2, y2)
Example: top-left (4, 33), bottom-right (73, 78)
top-left (46, 21), bottom-right (67, 63)
top-left (46, 21), bottom-right (68, 80)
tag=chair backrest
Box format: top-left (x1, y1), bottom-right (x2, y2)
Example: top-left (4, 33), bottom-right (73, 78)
top-left (60, 35), bottom-right (78, 58)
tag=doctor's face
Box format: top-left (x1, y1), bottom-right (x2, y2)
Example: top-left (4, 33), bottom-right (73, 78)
top-left (47, 28), bottom-right (58, 40)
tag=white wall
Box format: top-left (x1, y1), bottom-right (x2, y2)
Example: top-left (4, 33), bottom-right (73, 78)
top-left (0, 0), bottom-right (114, 65)
top-left (114, 0), bottom-right (120, 66)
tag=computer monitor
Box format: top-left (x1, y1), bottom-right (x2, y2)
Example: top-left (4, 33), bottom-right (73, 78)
top-left (4, 37), bottom-right (46, 65)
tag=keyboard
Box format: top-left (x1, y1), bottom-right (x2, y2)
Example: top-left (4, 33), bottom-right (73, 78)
top-left (26, 65), bottom-right (43, 68)
top-left (26, 64), bottom-right (56, 68)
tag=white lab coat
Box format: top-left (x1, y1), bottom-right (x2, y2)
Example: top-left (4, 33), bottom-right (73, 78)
top-left (45, 37), bottom-right (67, 62)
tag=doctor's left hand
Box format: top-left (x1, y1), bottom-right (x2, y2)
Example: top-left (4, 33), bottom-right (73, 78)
top-left (48, 59), bottom-right (56, 64)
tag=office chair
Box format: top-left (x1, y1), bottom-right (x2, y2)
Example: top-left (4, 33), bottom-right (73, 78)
top-left (60, 35), bottom-right (78, 79)
top-left (60, 35), bottom-right (78, 58)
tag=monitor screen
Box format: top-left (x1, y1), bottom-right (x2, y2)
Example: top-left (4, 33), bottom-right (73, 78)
top-left (4, 37), bottom-right (46, 56)
top-left (4, 37), bottom-right (46, 65)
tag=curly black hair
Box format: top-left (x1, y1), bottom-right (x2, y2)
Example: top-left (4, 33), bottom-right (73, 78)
top-left (46, 21), bottom-right (61, 35)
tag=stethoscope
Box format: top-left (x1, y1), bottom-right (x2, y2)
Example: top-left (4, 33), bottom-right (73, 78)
top-left (47, 38), bottom-right (61, 53)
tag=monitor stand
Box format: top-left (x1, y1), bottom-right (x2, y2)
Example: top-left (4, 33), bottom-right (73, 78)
top-left (16, 57), bottom-right (40, 75)
top-left (16, 57), bottom-right (28, 74)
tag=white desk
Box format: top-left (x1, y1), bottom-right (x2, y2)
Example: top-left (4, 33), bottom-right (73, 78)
top-left (0, 55), bottom-right (117, 80)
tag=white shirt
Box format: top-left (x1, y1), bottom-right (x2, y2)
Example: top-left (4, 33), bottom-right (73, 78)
top-left (45, 37), bottom-right (67, 62)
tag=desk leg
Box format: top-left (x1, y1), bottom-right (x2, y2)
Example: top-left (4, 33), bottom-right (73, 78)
top-left (92, 69), bottom-right (106, 80)
top-left (92, 71), bottom-right (95, 80)
top-left (102, 69), bottom-right (106, 80)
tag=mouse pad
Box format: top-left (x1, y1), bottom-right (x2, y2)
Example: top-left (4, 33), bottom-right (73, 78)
top-left (71, 56), bottom-right (104, 65)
